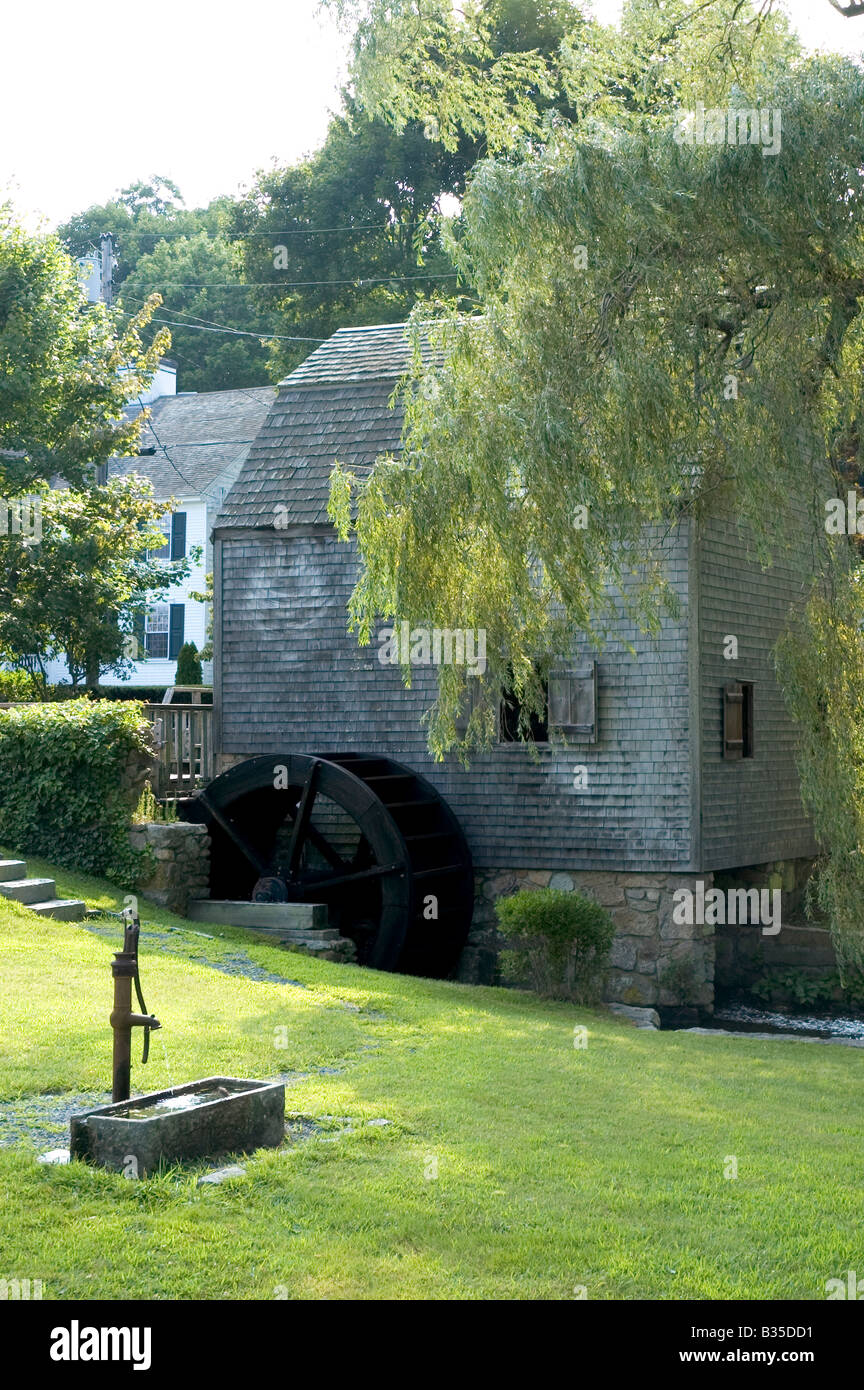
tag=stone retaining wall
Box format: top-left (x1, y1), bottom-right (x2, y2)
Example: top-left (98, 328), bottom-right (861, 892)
top-left (461, 867), bottom-right (716, 1007)
top-left (129, 822), bottom-right (210, 916)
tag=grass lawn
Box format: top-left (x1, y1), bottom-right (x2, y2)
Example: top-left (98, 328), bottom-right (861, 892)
top-left (1, 851), bottom-right (863, 1301)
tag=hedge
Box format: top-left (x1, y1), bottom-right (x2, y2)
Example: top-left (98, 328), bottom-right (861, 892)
top-left (0, 699), bottom-right (154, 886)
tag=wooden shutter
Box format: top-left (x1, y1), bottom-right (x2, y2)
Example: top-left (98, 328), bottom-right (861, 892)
top-left (168, 604), bottom-right (185, 660)
top-left (548, 663), bottom-right (597, 740)
top-left (132, 611), bottom-right (146, 660)
top-left (170, 511), bottom-right (187, 560)
top-left (454, 679), bottom-right (480, 734)
top-left (723, 682), bottom-right (744, 759)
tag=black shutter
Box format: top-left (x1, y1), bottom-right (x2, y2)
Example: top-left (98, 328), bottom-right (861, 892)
top-left (132, 611), bottom-right (146, 660)
top-left (170, 512), bottom-right (187, 560)
top-left (168, 604), bottom-right (185, 660)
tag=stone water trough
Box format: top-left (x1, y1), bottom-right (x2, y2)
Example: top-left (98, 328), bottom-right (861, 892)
top-left (70, 1077), bottom-right (285, 1176)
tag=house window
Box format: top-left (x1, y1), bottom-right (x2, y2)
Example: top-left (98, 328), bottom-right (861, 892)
top-left (148, 511), bottom-right (186, 561)
top-left (499, 672), bottom-right (549, 743)
top-left (723, 682), bottom-right (754, 759)
top-left (144, 605), bottom-right (169, 659)
top-left (143, 603), bottom-right (185, 660)
top-left (149, 517), bottom-right (171, 560)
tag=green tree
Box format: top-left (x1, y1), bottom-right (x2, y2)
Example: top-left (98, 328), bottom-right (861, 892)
top-left (120, 231), bottom-right (271, 390)
top-left (0, 477), bottom-right (193, 692)
top-left (59, 185), bottom-right (268, 391)
top-left (59, 176), bottom-right (203, 286)
top-left (230, 105), bottom-right (465, 379)
top-left (188, 573), bottom-right (213, 660)
top-left (175, 641), bottom-right (203, 685)
top-left (328, 0), bottom-right (864, 965)
top-left (330, 4), bottom-right (832, 756)
top-left (0, 206), bottom-right (167, 492)
top-left (230, 4), bottom-right (576, 377)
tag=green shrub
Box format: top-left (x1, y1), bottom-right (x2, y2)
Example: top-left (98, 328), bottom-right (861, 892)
top-left (751, 967), bottom-right (839, 1009)
top-left (175, 642), bottom-right (202, 685)
top-left (0, 699), bottom-right (153, 886)
top-left (658, 956), bottom-right (702, 1006)
top-left (133, 780), bottom-right (178, 825)
top-left (495, 887), bottom-right (615, 1002)
top-left (0, 669), bottom-right (39, 701)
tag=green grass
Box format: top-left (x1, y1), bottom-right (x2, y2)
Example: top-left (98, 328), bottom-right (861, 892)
top-left (1, 851), bottom-right (863, 1300)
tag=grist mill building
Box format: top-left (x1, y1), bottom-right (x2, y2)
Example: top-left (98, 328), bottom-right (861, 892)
top-left (208, 323), bottom-right (818, 1007)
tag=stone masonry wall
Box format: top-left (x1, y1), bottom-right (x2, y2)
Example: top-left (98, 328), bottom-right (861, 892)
top-left (713, 857), bottom-right (829, 994)
top-left (463, 867), bottom-right (716, 1008)
top-left (129, 822), bottom-right (210, 916)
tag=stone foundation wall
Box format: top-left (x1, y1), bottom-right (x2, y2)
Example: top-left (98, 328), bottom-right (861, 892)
top-left (713, 858), bottom-right (828, 994)
top-left (462, 867), bottom-right (716, 1007)
top-left (129, 822), bottom-right (210, 916)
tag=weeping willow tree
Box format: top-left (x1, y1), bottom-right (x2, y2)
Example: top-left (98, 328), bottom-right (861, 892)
top-left (776, 572), bottom-right (864, 981)
top-left (327, 1), bottom-right (864, 945)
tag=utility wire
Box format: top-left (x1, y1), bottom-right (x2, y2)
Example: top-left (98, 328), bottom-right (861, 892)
top-left (153, 316), bottom-right (323, 342)
top-left (121, 293), bottom-right (327, 342)
top-left (134, 397), bottom-right (228, 502)
top-left (127, 271), bottom-right (460, 289)
top-left (84, 220), bottom-right (434, 240)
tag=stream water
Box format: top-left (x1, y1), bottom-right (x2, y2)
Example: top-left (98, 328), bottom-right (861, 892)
top-left (711, 1001), bottom-right (864, 1040)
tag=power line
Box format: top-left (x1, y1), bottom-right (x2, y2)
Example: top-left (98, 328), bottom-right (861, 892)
top-left (121, 293), bottom-right (325, 341)
top-left (151, 315), bottom-right (324, 342)
top-left (132, 395), bottom-right (259, 503)
top-left (127, 271), bottom-right (460, 289)
top-left (80, 220), bottom-right (435, 241)
top-left (139, 439), bottom-right (259, 448)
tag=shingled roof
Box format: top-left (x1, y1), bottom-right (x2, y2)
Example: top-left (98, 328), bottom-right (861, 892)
top-left (110, 386), bottom-right (277, 506)
top-left (215, 323), bottom-right (420, 530)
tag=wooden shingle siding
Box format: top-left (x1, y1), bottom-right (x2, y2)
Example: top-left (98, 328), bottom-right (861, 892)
top-left (214, 321), bottom-right (817, 880)
top-left (217, 523), bottom-right (696, 873)
top-left (696, 515), bottom-right (817, 869)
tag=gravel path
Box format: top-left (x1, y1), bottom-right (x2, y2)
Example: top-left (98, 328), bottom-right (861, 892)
top-left (80, 920), bottom-right (308, 988)
top-left (0, 1092), bottom-right (110, 1151)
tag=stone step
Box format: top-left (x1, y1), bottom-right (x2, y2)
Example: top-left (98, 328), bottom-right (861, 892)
top-left (28, 899), bottom-right (87, 921)
top-left (187, 899), bottom-right (329, 931)
top-left (0, 860), bottom-right (26, 882)
top-left (243, 925), bottom-right (340, 942)
top-left (0, 877), bottom-right (57, 905)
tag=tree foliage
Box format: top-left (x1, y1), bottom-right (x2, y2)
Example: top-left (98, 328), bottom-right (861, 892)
top-left (0, 477), bottom-right (192, 691)
top-left (175, 641), bottom-right (203, 685)
top-left (120, 230), bottom-right (271, 390)
top-left (776, 572), bottom-right (864, 979)
top-left (230, 103), bottom-right (465, 379)
top-left (59, 186), bottom-right (270, 392)
top-left (0, 208), bottom-right (167, 492)
top-left (332, 54), bottom-right (864, 756)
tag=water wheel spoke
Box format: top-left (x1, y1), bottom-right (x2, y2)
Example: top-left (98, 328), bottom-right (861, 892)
top-left (293, 861), bottom-right (403, 896)
top-left (284, 759), bottom-right (319, 876)
top-left (196, 791), bottom-right (269, 877)
top-left (306, 825), bottom-right (351, 872)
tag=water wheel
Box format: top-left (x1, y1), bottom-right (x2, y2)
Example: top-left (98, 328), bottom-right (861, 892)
top-left (180, 752), bottom-right (473, 977)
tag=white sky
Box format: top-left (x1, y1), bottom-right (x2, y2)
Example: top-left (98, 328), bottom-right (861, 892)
top-left (2, 0), bottom-right (862, 229)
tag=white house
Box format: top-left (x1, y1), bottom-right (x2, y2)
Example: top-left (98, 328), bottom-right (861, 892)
top-left (44, 368), bottom-right (276, 689)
